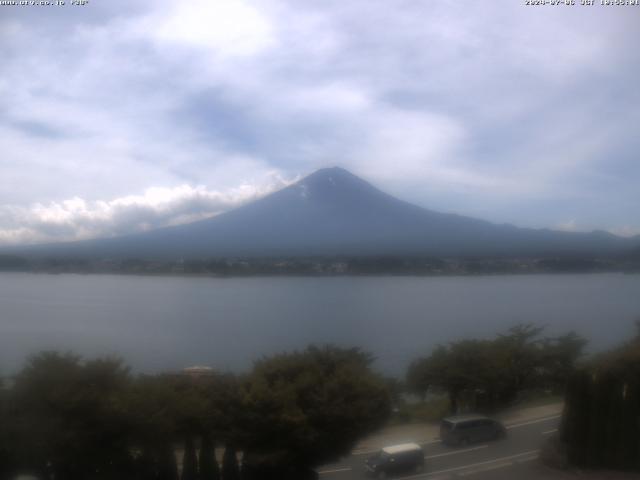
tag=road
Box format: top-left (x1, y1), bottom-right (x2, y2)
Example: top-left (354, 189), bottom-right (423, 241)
top-left (317, 414), bottom-right (561, 479)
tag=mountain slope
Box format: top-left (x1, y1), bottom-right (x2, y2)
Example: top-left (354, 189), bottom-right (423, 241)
top-left (13, 167), bottom-right (639, 259)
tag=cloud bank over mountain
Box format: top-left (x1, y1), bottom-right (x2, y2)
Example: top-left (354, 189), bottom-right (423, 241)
top-left (0, 175), bottom-right (291, 245)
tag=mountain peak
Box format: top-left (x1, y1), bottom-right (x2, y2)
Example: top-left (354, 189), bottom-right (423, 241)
top-left (293, 167), bottom-right (382, 199)
top-left (298, 167), bottom-right (377, 190)
top-left (309, 166), bottom-right (354, 176)
top-left (301, 166), bottom-right (361, 184)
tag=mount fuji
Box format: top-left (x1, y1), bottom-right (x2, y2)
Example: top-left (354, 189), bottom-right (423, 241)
top-left (12, 167), bottom-right (638, 259)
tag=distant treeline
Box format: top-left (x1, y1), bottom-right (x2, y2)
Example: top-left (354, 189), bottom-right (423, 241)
top-left (2, 254), bottom-right (639, 276)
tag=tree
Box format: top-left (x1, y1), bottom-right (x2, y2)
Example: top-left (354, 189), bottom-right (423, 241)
top-left (10, 352), bottom-right (134, 480)
top-left (408, 341), bottom-right (499, 413)
top-left (406, 358), bottom-right (435, 400)
top-left (1, 345), bottom-right (394, 479)
top-left (199, 433), bottom-right (220, 480)
top-left (182, 436), bottom-right (198, 480)
top-left (493, 324), bottom-right (545, 402)
top-left (538, 331), bottom-right (587, 393)
top-left (239, 346), bottom-right (390, 478)
top-left (222, 446), bottom-right (240, 480)
top-left (0, 376), bottom-right (14, 480)
top-left (198, 372), bottom-right (244, 447)
top-left (157, 442), bottom-right (180, 480)
top-left (408, 325), bottom-right (587, 413)
top-left (561, 329), bottom-right (640, 471)
top-left (127, 375), bottom-right (187, 480)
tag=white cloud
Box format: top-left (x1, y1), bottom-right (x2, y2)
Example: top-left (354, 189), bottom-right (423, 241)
top-left (352, 109), bottom-right (465, 180)
top-left (554, 221), bottom-right (640, 239)
top-left (556, 220), bottom-right (579, 233)
top-left (0, 176), bottom-right (291, 246)
top-left (144, 0), bottom-right (275, 56)
top-left (606, 226), bottom-right (640, 239)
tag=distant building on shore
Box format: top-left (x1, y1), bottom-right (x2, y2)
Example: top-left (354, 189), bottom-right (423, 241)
top-left (182, 365), bottom-right (215, 378)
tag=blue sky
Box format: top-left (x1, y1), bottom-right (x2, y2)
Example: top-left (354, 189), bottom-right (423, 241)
top-left (1, 0), bottom-right (638, 244)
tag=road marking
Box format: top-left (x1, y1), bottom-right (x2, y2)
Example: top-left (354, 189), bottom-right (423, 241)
top-left (425, 444), bottom-right (488, 459)
top-left (506, 414), bottom-right (561, 429)
top-left (317, 467), bottom-right (352, 475)
top-left (516, 456), bottom-right (539, 464)
top-left (542, 428), bottom-right (558, 435)
top-left (458, 461), bottom-right (512, 476)
top-left (401, 449), bottom-right (540, 479)
top-left (319, 449), bottom-right (541, 477)
top-left (459, 454), bottom-right (538, 476)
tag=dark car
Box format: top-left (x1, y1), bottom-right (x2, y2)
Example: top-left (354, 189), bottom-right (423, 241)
top-left (439, 414), bottom-right (506, 446)
top-left (365, 443), bottom-right (425, 478)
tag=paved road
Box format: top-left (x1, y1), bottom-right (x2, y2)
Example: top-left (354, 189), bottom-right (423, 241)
top-left (317, 414), bottom-right (561, 479)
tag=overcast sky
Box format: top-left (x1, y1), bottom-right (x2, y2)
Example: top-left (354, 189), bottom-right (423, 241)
top-left (1, 0), bottom-right (638, 245)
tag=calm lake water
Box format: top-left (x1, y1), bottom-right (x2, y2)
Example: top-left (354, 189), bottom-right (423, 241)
top-left (0, 273), bottom-right (639, 376)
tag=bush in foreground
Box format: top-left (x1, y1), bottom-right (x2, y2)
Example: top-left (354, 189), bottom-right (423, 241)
top-left (239, 346), bottom-right (391, 479)
top-left (561, 324), bottom-right (640, 472)
top-left (1, 345), bottom-right (390, 480)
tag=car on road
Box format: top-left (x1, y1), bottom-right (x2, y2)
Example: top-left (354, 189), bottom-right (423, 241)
top-left (439, 414), bottom-right (506, 446)
top-left (364, 442), bottom-right (425, 478)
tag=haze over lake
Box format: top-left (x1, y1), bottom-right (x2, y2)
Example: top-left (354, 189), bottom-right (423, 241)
top-left (1, 273), bottom-right (638, 376)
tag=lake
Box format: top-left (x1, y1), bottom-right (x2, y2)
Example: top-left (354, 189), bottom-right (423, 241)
top-left (0, 273), bottom-right (638, 376)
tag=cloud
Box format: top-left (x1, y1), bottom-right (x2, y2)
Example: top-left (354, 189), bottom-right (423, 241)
top-left (556, 220), bottom-right (579, 233)
top-left (610, 226), bottom-right (640, 238)
top-left (0, 175), bottom-right (291, 246)
top-left (142, 0), bottom-right (275, 56)
top-left (554, 221), bottom-right (640, 239)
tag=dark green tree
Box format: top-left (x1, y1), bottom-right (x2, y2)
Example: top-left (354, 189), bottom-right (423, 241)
top-left (493, 324), bottom-right (545, 401)
top-left (0, 376), bottom-right (13, 479)
top-left (561, 368), bottom-right (592, 466)
top-left (406, 357), bottom-right (435, 401)
top-left (408, 325), bottom-right (586, 413)
top-left (157, 442), bottom-right (180, 480)
top-left (538, 331), bottom-right (587, 393)
top-left (408, 341), bottom-right (498, 413)
top-left (239, 345), bottom-right (390, 478)
top-left (199, 433), bottom-right (220, 480)
top-left (561, 326), bottom-right (640, 472)
top-left (127, 371), bottom-right (239, 480)
top-left (198, 372), bottom-right (244, 446)
top-left (182, 436), bottom-right (198, 480)
top-left (10, 352), bottom-right (133, 480)
top-left (127, 374), bottom-right (192, 480)
top-left (222, 446), bottom-right (240, 480)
